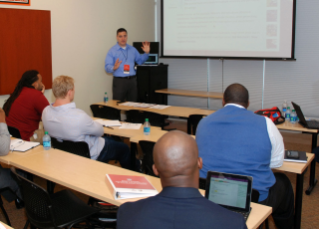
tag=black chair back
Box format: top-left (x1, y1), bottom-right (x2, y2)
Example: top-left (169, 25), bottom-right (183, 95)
top-left (90, 105), bottom-right (121, 120)
top-left (126, 110), bottom-right (167, 129)
top-left (11, 168), bottom-right (56, 228)
top-left (199, 177), bottom-right (207, 190)
top-left (139, 141), bottom-right (157, 177)
top-left (187, 115), bottom-right (204, 135)
top-left (7, 126), bottom-right (22, 138)
top-left (51, 137), bottom-right (90, 158)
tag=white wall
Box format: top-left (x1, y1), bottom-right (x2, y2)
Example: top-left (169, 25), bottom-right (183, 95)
top-left (0, 0), bottom-right (155, 114)
top-left (157, 0), bottom-right (319, 118)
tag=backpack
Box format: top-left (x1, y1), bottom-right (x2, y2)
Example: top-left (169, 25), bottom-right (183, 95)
top-left (254, 107), bottom-right (285, 125)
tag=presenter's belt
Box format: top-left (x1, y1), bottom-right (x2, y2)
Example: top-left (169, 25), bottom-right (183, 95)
top-left (114, 75), bottom-right (136, 79)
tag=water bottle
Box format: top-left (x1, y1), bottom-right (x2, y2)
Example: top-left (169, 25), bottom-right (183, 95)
top-left (285, 106), bottom-right (291, 121)
top-left (104, 92), bottom-right (109, 103)
top-left (143, 118), bottom-right (150, 136)
top-left (43, 131), bottom-right (51, 150)
top-left (290, 109), bottom-right (297, 124)
top-left (282, 100), bottom-right (287, 117)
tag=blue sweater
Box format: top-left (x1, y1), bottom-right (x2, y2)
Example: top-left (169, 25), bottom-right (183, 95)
top-left (196, 105), bottom-right (275, 201)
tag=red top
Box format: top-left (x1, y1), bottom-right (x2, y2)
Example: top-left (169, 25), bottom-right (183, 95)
top-left (6, 87), bottom-right (49, 141)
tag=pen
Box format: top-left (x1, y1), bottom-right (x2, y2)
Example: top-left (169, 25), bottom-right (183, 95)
top-left (106, 126), bottom-right (114, 130)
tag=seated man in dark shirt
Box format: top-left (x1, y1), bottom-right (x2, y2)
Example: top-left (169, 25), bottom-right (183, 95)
top-left (117, 131), bottom-right (247, 229)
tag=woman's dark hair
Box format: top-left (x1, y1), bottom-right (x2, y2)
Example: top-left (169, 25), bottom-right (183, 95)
top-left (3, 70), bottom-right (39, 116)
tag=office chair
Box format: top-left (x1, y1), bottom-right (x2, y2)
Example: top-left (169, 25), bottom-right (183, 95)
top-left (7, 126), bottom-right (22, 138)
top-left (11, 167), bottom-right (99, 229)
top-left (139, 141), bottom-right (157, 177)
top-left (51, 137), bottom-right (90, 159)
top-left (126, 110), bottom-right (168, 129)
top-left (90, 104), bottom-right (121, 120)
top-left (187, 115), bottom-right (204, 135)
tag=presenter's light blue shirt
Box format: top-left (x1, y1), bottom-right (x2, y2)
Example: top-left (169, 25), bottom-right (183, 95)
top-left (104, 43), bottom-right (149, 77)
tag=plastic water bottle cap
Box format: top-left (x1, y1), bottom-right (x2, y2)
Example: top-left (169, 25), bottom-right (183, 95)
top-left (145, 118), bottom-right (149, 122)
top-left (45, 131), bottom-right (48, 135)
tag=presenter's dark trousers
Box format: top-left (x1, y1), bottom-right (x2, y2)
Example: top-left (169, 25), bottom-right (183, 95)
top-left (112, 76), bottom-right (137, 102)
top-left (259, 172), bottom-right (294, 229)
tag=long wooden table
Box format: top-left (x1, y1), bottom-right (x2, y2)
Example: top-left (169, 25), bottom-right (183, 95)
top-left (130, 131), bottom-right (313, 229)
top-left (155, 88), bottom-right (223, 99)
top-left (0, 147), bottom-right (271, 229)
top-left (276, 122), bottom-right (318, 195)
top-left (94, 100), bottom-right (214, 118)
top-left (93, 105), bottom-right (318, 197)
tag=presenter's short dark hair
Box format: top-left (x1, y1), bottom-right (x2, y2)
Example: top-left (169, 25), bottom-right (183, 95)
top-left (223, 83), bottom-right (249, 107)
top-left (117, 28), bottom-right (127, 35)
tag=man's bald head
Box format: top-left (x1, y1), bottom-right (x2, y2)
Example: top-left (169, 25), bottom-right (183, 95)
top-left (152, 130), bottom-right (202, 188)
top-left (223, 83), bottom-right (249, 108)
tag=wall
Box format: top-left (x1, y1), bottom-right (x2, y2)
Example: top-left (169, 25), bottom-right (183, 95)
top-left (156, 0), bottom-right (319, 118)
top-left (0, 0), bottom-right (155, 114)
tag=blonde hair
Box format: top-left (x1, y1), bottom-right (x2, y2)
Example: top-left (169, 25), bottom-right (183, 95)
top-left (52, 75), bottom-right (74, 98)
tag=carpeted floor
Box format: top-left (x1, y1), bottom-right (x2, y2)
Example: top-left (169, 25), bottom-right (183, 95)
top-left (1, 120), bottom-right (319, 228)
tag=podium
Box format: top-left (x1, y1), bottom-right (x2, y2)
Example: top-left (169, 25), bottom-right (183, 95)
top-left (136, 64), bottom-right (168, 105)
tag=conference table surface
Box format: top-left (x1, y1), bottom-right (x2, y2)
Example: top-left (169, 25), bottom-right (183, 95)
top-left (0, 147), bottom-right (271, 229)
top-left (155, 88), bottom-right (224, 99)
top-left (94, 100), bottom-right (215, 118)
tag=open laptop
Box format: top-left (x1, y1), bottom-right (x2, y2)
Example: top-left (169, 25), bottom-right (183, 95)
top-left (291, 101), bottom-right (319, 129)
top-left (205, 171), bottom-right (253, 221)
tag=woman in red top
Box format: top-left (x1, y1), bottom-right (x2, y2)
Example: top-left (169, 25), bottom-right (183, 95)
top-left (3, 70), bottom-right (49, 141)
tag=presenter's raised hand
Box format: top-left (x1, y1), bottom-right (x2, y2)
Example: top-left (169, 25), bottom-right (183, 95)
top-left (114, 58), bottom-right (122, 70)
top-left (141, 41), bottom-right (150, 54)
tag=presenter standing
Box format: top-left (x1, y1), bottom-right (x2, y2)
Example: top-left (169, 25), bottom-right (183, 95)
top-left (105, 28), bottom-right (150, 102)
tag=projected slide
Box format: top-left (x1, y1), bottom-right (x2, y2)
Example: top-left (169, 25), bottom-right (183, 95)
top-left (162, 0), bottom-right (294, 58)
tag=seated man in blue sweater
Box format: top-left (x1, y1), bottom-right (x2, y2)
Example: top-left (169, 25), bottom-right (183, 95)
top-left (117, 131), bottom-right (247, 229)
top-left (196, 83), bottom-right (294, 229)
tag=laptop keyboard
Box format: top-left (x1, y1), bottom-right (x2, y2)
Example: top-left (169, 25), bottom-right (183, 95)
top-left (307, 120), bottom-right (319, 128)
top-left (233, 210), bottom-right (250, 221)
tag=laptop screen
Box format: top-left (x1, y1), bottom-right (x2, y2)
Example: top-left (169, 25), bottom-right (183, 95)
top-left (205, 171), bottom-right (252, 212)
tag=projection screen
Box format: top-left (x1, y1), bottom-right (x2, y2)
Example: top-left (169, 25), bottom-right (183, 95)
top-left (161, 0), bottom-right (296, 59)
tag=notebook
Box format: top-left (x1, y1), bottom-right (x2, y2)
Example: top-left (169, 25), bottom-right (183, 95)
top-left (10, 139), bottom-right (40, 152)
top-left (291, 101), bottom-right (319, 129)
top-left (205, 171), bottom-right (253, 221)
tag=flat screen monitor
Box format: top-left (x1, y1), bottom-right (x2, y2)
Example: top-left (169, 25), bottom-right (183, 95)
top-left (144, 54), bottom-right (158, 65)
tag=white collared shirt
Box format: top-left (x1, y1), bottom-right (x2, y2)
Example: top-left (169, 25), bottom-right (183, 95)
top-left (225, 103), bottom-right (284, 168)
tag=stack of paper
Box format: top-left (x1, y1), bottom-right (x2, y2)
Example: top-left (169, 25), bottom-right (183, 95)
top-left (150, 105), bottom-right (170, 110)
top-left (95, 119), bottom-right (121, 127)
top-left (119, 123), bottom-right (142, 130)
